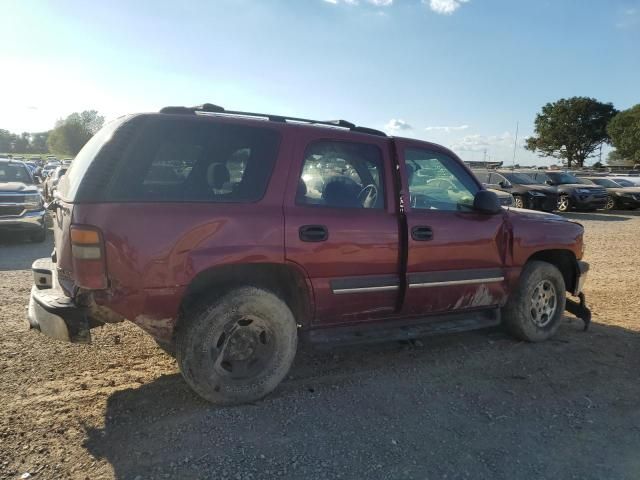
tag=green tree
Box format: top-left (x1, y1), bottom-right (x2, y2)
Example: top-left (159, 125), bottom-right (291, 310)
top-left (607, 104), bottom-right (640, 165)
top-left (525, 97), bottom-right (618, 168)
top-left (30, 132), bottom-right (50, 153)
top-left (47, 110), bottom-right (105, 156)
top-left (607, 149), bottom-right (634, 166)
top-left (0, 129), bottom-right (12, 153)
top-left (13, 132), bottom-right (31, 153)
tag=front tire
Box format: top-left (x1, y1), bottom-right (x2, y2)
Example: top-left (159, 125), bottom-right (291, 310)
top-left (502, 261), bottom-right (566, 342)
top-left (557, 194), bottom-right (570, 212)
top-left (176, 287), bottom-right (298, 405)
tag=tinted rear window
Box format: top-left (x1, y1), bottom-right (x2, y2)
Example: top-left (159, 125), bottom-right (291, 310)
top-left (103, 117), bottom-right (280, 203)
top-left (58, 115), bottom-right (131, 201)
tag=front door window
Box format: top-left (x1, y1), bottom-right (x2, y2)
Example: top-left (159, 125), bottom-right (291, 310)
top-left (405, 148), bottom-right (478, 211)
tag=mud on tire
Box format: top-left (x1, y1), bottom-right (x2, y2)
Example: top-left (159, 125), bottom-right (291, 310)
top-left (502, 261), bottom-right (566, 342)
top-left (176, 287), bottom-right (298, 405)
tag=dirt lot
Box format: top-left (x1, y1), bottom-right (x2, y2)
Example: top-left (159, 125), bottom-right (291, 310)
top-left (1, 211), bottom-right (639, 480)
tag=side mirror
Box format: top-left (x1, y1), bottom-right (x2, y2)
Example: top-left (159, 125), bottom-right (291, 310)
top-left (34, 175), bottom-right (42, 184)
top-left (474, 190), bottom-right (502, 214)
top-left (499, 181), bottom-right (512, 189)
top-left (545, 180), bottom-right (555, 186)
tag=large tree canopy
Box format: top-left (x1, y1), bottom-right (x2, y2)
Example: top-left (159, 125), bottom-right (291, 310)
top-left (47, 110), bottom-right (105, 156)
top-left (0, 129), bottom-right (49, 154)
top-left (607, 104), bottom-right (640, 165)
top-left (525, 97), bottom-right (618, 168)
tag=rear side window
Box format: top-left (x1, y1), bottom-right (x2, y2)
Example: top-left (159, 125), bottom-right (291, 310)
top-left (93, 117), bottom-right (280, 203)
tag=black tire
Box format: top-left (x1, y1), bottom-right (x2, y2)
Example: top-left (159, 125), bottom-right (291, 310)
top-left (513, 195), bottom-right (524, 209)
top-left (502, 261), bottom-right (566, 342)
top-left (176, 287), bottom-right (297, 405)
top-left (155, 339), bottom-right (176, 357)
top-left (604, 195), bottom-right (616, 211)
top-left (557, 194), bottom-right (570, 212)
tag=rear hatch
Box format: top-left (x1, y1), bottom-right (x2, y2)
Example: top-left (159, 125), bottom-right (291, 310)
top-left (53, 116), bottom-right (134, 295)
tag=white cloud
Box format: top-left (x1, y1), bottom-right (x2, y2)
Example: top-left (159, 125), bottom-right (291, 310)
top-left (426, 0), bottom-right (470, 15)
top-left (385, 119), bottom-right (412, 132)
top-left (322, 0), bottom-right (393, 6)
top-left (425, 124), bottom-right (469, 132)
top-left (616, 7), bottom-right (639, 29)
top-left (451, 131), bottom-right (522, 152)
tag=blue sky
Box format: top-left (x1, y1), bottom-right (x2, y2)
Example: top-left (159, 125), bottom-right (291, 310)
top-left (2, 0), bottom-right (639, 164)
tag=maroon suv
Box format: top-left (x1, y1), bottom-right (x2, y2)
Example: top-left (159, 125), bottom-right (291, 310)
top-left (28, 104), bottom-right (591, 405)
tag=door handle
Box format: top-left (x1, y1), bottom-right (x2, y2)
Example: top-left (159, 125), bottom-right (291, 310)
top-left (299, 225), bottom-right (328, 242)
top-left (411, 226), bottom-right (433, 241)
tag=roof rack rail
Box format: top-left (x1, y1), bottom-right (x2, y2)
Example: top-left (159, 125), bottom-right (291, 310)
top-left (158, 104), bottom-right (387, 137)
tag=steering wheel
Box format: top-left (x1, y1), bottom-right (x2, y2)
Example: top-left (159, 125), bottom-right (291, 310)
top-left (358, 184), bottom-right (378, 208)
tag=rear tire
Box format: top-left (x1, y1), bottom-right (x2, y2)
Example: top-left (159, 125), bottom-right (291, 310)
top-left (513, 195), bottom-right (524, 209)
top-left (176, 287), bottom-right (297, 405)
top-left (502, 261), bottom-right (566, 342)
top-left (155, 339), bottom-right (176, 357)
top-left (604, 195), bottom-right (615, 211)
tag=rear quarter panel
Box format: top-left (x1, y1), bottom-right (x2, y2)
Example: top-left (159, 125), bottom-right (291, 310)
top-left (69, 125), bottom-right (296, 337)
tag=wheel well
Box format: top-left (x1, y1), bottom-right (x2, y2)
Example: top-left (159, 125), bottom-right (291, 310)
top-left (527, 250), bottom-right (577, 293)
top-left (177, 263), bottom-right (312, 333)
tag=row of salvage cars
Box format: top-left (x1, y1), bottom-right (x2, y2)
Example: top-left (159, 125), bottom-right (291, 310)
top-left (473, 168), bottom-right (640, 212)
top-left (0, 158), bottom-right (47, 242)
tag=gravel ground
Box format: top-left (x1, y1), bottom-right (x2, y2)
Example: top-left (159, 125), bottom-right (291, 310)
top-left (1, 211), bottom-right (639, 480)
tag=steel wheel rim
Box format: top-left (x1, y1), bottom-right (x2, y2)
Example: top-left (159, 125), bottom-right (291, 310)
top-left (557, 196), bottom-right (569, 211)
top-left (605, 196), bottom-right (614, 210)
top-left (210, 315), bottom-right (275, 380)
top-left (514, 196), bottom-right (523, 208)
top-left (530, 280), bottom-right (557, 327)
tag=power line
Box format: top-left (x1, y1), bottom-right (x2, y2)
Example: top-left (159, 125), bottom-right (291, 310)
top-left (512, 121), bottom-right (519, 169)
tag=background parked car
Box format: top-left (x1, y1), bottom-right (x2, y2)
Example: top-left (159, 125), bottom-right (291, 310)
top-left (473, 169), bottom-right (557, 211)
top-left (606, 175), bottom-right (640, 187)
top-left (579, 177), bottom-right (640, 210)
top-left (0, 158), bottom-right (46, 242)
top-left (41, 161), bottom-right (60, 179)
top-left (487, 187), bottom-right (514, 207)
top-left (43, 165), bottom-right (68, 202)
top-left (523, 170), bottom-right (608, 212)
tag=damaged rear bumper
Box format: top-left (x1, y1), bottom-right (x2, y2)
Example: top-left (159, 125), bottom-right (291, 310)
top-left (27, 258), bottom-right (92, 343)
top-left (566, 260), bottom-right (591, 331)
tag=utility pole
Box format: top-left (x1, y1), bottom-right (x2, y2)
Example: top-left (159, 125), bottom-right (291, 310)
top-left (512, 121), bottom-right (519, 170)
top-left (483, 149), bottom-right (487, 164)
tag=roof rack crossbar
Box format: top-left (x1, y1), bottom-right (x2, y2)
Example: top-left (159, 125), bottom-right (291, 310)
top-left (159, 104), bottom-right (387, 137)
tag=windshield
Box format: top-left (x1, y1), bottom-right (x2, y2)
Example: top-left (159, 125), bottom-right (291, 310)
top-left (501, 172), bottom-right (541, 184)
top-left (576, 178), bottom-right (595, 185)
top-left (0, 163), bottom-right (33, 184)
top-left (615, 179), bottom-right (634, 187)
top-left (546, 172), bottom-right (581, 184)
top-left (590, 178), bottom-right (620, 188)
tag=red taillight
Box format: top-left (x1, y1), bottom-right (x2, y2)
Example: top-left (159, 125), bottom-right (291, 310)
top-left (70, 225), bottom-right (108, 289)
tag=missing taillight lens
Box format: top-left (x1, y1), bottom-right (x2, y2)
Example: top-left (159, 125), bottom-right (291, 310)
top-left (70, 225), bottom-right (108, 289)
